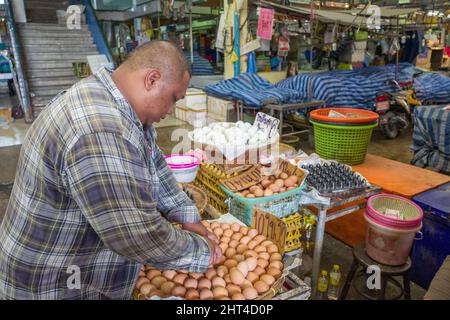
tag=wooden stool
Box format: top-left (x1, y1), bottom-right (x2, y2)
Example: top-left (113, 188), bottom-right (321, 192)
top-left (339, 243), bottom-right (412, 300)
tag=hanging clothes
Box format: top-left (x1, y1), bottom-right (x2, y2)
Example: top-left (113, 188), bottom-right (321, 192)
top-left (400, 30), bottom-right (420, 64)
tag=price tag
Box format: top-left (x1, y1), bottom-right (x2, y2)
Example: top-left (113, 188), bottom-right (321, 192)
top-left (222, 165), bottom-right (263, 192)
top-left (254, 112), bottom-right (280, 139)
top-left (252, 209), bottom-right (287, 255)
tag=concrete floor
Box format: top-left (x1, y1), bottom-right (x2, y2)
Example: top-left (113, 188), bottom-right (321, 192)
top-left (0, 114), bottom-right (431, 300)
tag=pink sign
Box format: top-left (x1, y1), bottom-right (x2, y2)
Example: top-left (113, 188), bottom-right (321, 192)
top-left (257, 8), bottom-right (274, 40)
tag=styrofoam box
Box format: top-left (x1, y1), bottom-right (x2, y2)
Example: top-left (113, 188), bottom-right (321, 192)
top-left (187, 109), bottom-right (207, 128)
top-left (177, 88), bottom-right (207, 110)
top-left (207, 95), bottom-right (234, 117)
top-left (175, 106), bottom-right (188, 122)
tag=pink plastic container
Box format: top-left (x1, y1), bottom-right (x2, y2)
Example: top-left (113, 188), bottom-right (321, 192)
top-left (365, 194), bottom-right (423, 266)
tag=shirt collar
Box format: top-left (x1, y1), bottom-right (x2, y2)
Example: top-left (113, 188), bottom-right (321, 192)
top-left (95, 66), bottom-right (143, 129)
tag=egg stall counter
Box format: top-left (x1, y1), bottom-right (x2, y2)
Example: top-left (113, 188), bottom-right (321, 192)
top-left (132, 214), bottom-right (311, 300)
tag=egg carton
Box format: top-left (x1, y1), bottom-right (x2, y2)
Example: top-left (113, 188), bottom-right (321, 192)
top-left (301, 161), bottom-right (370, 197)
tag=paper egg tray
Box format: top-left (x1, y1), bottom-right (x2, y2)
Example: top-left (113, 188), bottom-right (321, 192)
top-left (133, 221), bottom-right (285, 300)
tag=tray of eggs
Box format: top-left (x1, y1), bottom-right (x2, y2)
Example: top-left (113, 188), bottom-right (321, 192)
top-left (134, 221), bottom-right (284, 300)
top-left (234, 170), bottom-right (301, 198)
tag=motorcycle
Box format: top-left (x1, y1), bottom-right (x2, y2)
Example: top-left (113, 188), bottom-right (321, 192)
top-left (375, 77), bottom-right (422, 139)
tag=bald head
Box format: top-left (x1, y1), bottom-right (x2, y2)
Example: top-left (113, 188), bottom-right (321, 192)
top-left (122, 40), bottom-right (191, 82)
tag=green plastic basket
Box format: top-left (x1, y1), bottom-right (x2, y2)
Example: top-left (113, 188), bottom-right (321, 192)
top-left (310, 120), bottom-right (377, 165)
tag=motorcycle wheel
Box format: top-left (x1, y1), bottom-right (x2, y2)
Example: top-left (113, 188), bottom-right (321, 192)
top-left (380, 111), bottom-right (399, 139)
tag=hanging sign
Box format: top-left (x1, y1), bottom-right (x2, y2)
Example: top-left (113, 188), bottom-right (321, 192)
top-left (254, 112), bottom-right (280, 139)
top-left (241, 39), bottom-right (261, 55)
top-left (257, 8), bottom-right (274, 40)
top-left (252, 209), bottom-right (287, 254)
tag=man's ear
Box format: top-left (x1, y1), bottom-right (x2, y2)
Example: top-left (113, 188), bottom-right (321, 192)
top-left (144, 69), bottom-right (162, 91)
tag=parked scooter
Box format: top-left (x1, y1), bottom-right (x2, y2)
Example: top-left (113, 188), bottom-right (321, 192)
top-left (375, 78), bottom-right (422, 139)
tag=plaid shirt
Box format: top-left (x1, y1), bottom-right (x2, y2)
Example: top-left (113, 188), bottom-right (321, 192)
top-left (0, 67), bottom-right (210, 300)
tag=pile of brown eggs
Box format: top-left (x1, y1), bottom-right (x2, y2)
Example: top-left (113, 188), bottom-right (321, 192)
top-left (135, 221), bottom-right (283, 300)
top-left (235, 170), bottom-right (300, 198)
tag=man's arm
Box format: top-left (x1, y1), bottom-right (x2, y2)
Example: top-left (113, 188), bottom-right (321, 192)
top-left (63, 132), bottom-right (212, 271)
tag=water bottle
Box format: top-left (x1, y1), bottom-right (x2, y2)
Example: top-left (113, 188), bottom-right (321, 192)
top-left (327, 264), bottom-right (341, 300)
top-left (317, 270), bottom-right (329, 300)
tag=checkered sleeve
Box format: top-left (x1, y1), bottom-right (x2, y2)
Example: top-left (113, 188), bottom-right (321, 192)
top-left (153, 147), bottom-right (202, 224)
top-left (63, 132), bottom-right (211, 272)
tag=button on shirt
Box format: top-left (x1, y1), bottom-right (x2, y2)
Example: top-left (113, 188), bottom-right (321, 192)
top-left (0, 67), bottom-right (210, 299)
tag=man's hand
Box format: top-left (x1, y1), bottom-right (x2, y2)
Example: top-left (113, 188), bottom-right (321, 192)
top-left (182, 222), bottom-right (222, 265)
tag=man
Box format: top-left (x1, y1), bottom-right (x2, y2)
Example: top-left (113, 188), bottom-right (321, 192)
top-left (0, 41), bottom-right (222, 299)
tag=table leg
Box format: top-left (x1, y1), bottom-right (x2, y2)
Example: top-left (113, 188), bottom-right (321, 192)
top-left (311, 208), bottom-right (327, 298)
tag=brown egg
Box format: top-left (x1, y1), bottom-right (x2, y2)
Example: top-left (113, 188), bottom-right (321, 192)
top-left (184, 278), bottom-right (198, 290)
top-left (173, 273), bottom-right (188, 286)
top-left (178, 269), bottom-right (189, 274)
top-left (136, 277), bottom-right (150, 289)
top-left (146, 269), bottom-right (161, 280)
top-left (267, 244), bottom-right (279, 254)
top-left (274, 169), bottom-right (282, 178)
top-left (210, 222), bottom-right (220, 229)
top-left (279, 187), bottom-right (286, 193)
top-left (216, 265), bottom-right (228, 277)
top-left (234, 254), bottom-right (245, 262)
top-left (201, 220), bottom-right (210, 228)
top-left (243, 287), bottom-right (258, 300)
top-left (284, 178), bottom-right (294, 188)
top-left (160, 281), bottom-right (176, 295)
top-left (275, 179), bottom-right (285, 188)
top-left (148, 289), bottom-right (165, 298)
top-left (261, 240), bottom-right (273, 247)
top-left (241, 279), bottom-right (253, 290)
top-left (228, 240), bottom-right (239, 249)
top-left (258, 252), bottom-right (270, 261)
top-left (231, 223), bottom-right (241, 232)
top-left (151, 276), bottom-right (167, 288)
top-left (138, 271), bottom-right (146, 277)
top-left (239, 226), bottom-right (249, 235)
top-left (229, 268), bottom-right (245, 286)
top-left (212, 276), bottom-right (226, 288)
top-left (254, 245), bottom-right (267, 253)
top-left (237, 261), bottom-right (249, 277)
top-left (231, 232), bottom-right (243, 241)
top-left (253, 188), bottom-right (264, 197)
top-left (245, 257), bottom-right (258, 271)
top-left (287, 186), bottom-right (295, 191)
top-left (185, 289), bottom-right (200, 300)
top-left (199, 289), bottom-right (214, 300)
top-left (223, 229), bottom-right (234, 238)
top-left (162, 270), bottom-right (177, 281)
top-left (260, 274), bottom-right (276, 286)
top-left (244, 250), bottom-right (258, 258)
top-left (269, 261), bottom-right (283, 270)
top-left (198, 278), bottom-right (212, 290)
top-left (219, 255), bottom-right (226, 264)
top-left (257, 258), bottom-right (269, 269)
top-left (226, 284), bottom-right (241, 296)
top-left (254, 280), bottom-right (270, 294)
top-left (144, 265), bottom-right (154, 271)
top-left (219, 243), bottom-right (228, 253)
top-left (269, 184), bottom-right (280, 193)
top-left (236, 244), bottom-right (248, 254)
top-left (239, 236), bottom-right (251, 245)
top-left (242, 190), bottom-right (250, 196)
top-left (224, 259), bottom-right (238, 269)
top-left (246, 271), bottom-right (259, 284)
top-left (221, 236), bottom-right (231, 244)
top-left (253, 266), bottom-right (266, 276)
top-left (254, 235), bottom-right (266, 244)
top-left (224, 274), bottom-right (231, 284)
top-left (261, 179), bottom-right (272, 188)
top-left (246, 194), bottom-right (255, 198)
top-left (213, 287), bottom-right (229, 299)
top-left (289, 175), bottom-right (298, 184)
top-left (280, 172), bottom-right (289, 179)
top-left (205, 268), bottom-right (216, 280)
top-left (225, 248), bottom-right (236, 258)
top-left (139, 283), bottom-right (155, 296)
top-left (247, 229), bottom-right (258, 239)
top-left (263, 189), bottom-right (274, 197)
top-left (270, 253), bottom-right (282, 262)
top-left (247, 240), bottom-right (258, 250)
top-left (189, 272), bottom-right (203, 280)
top-left (249, 185), bottom-right (260, 193)
top-left (232, 293), bottom-right (246, 300)
top-left (213, 227), bottom-right (224, 237)
top-left (221, 223), bottom-right (231, 230)
top-left (171, 285), bottom-right (187, 297)
top-left (267, 267), bottom-right (282, 279)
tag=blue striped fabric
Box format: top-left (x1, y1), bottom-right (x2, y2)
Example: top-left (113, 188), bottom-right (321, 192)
top-left (414, 73), bottom-right (450, 104)
top-left (185, 52), bottom-right (215, 76)
top-left (203, 72), bottom-right (307, 108)
top-left (411, 105), bottom-right (450, 174)
top-left (276, 63), bottom-right (419, 110)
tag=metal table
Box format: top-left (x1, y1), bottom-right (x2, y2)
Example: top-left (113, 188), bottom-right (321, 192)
top-left (308, 185), bottom-right (383, 298)
top-left (263, 100), bottom-right (325, 138)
